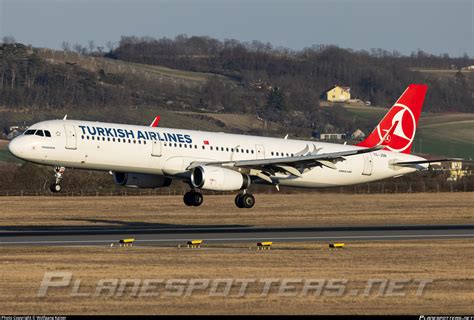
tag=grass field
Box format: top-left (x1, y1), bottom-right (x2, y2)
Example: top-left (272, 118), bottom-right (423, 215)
top-left (0, 240), bottom-right (472, 314)
top-left (0, 193), bottom-right (472, 314)
top-left (414, 121), bottom-right (474, 158)
top-left (0, 193), bottom-right (472, 228)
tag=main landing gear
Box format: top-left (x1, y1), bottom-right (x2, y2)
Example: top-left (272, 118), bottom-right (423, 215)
top-left (49, 166), bottom-right (65, 193)
top-left (183, 190), bottom-right (204, 207)
top-left (183, 189), bottom-right (255, 208)
top-left (235, 191), bottom-right (255, 209)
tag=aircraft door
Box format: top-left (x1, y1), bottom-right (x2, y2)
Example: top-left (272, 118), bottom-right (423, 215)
top-left (151, 140), bottom-right (162, 157)
top-left (255, 145), bottom-right (265, 159)
top-left (362, 153), bottom-right (373, 176)
top-left (64, 125), bottom-right (77, 150)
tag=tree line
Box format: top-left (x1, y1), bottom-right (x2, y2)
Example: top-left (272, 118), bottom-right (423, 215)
top-left (1, 35), bottom-right (473, 137)
top-left (109, 35), bottom-right (473, 113)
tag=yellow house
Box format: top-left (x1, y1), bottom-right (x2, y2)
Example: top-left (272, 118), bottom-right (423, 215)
top-left (322, 85), bottom-right (351, 102)
top-left (445, 161), bottom-right (471, 181)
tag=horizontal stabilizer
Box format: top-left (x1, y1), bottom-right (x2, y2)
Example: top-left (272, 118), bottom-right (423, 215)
top-left (394, 158), bottom-right (469, 166)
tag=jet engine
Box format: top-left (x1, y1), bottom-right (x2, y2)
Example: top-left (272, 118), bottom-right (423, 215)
top-left (191, 166), bottom-right (250, 191)
top-left (113, 172), bottom-right (172, 189)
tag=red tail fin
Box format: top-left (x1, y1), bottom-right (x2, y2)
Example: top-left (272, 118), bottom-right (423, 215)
top-left (150, 115), bottom-right (161, 127)
top-left (357, 84), bottom-right (428, 154)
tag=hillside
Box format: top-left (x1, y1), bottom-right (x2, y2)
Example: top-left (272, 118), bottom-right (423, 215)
top-left (1, 42), bottom-right (472, 160)
top-left (338, 104), bottom-right (474, 158)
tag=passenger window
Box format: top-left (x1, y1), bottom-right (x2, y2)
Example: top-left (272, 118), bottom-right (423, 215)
top-left (202, 146), bottom-right (205, 150)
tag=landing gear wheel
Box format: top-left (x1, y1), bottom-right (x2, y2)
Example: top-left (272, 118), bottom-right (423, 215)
top-left (184, 191), bottom-right (203, 207)
top-left (235, 194), bottom-right (244, 208)
top-left (235, 193), bottom-right (255, 209)
top-left (49, 183), bottom-right (61, 193)
top-left (49, 166), bottom-right (65, 193)
top-left (241, 193), bottom-right (255, 208)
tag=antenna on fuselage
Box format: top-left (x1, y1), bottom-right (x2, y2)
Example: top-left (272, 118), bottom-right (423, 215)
top-left (63, 115), bottom-right (68, 120)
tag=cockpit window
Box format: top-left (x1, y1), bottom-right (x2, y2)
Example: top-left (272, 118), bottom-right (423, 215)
top-left (44, 130), bottom-right (51, 137)
top-left (36, 130), bottom-right (44, 137)
top-left (24, 130), bottom-right (36, 135)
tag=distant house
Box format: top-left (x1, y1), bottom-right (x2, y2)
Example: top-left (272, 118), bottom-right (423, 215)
top-left (319, 133), bottom-right (346, 141)
top-left (351, 129), bottom-right (366, 140)
top-left (443, 161), bottom-right (471, 181)
top-left (321, 85), bottom-right (351, 102)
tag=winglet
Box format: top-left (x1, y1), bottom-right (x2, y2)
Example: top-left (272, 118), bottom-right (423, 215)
top-left (150, 116), bottom-right (161, 127)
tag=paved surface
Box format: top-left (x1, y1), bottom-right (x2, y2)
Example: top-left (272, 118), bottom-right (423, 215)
top-left (0, 224), bottom-right (473, 246)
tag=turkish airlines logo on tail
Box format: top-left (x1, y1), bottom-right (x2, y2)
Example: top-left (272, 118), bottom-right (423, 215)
top-left (376, 103), bottom-right (416, 152)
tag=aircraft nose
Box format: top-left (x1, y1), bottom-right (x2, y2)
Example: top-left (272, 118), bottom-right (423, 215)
top-left (8, 137), bottom-right (24, 158)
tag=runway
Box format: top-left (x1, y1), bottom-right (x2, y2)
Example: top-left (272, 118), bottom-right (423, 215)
top-left (0, 224), bottom-right (473, 246)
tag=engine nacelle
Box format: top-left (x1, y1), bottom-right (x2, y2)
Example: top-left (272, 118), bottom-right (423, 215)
top-left (113, 172), bottom-right (172, 189)
top-left (191, 166), bottom-right (250, 191)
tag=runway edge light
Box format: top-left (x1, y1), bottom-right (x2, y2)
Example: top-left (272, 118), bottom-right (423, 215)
top-left (253, 241), bottom-right (273, 250)
top-left (119, 238), bottom-right (135, 247)
top-left (180, 240), bottom-right (203, 248)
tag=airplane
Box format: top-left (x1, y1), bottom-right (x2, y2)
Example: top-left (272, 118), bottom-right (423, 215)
top-left (8, 84), bottom-right (460, 208)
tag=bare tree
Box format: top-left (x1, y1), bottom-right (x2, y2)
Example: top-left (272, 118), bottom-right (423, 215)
top-left (61, 41), bottom-right (70, 52)
top-left (73, 43), bottom-right (84, 54)
top-left (106, 41), bottom-right (115, 52)
top-left (88, 40), bottom-right (95, 53)
top-left (2, 36), bottom-right (16, 44)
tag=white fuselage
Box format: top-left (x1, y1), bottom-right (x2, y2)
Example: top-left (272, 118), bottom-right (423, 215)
top-left (8, 119), bottom-right (426, 188)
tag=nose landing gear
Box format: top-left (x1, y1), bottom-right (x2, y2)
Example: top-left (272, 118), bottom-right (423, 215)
top-left (49, 166), bottom-right (65, 193)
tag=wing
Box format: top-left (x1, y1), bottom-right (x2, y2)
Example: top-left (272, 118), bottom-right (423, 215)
top-left (187, 145), bottom-right (384, 183)
top-left (187, 121), bottom-right (397, 183)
